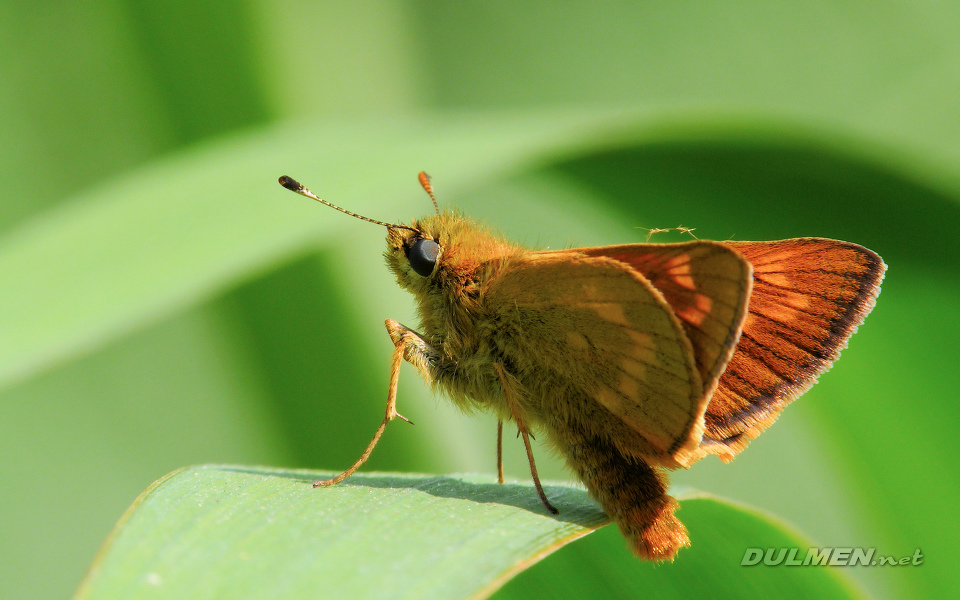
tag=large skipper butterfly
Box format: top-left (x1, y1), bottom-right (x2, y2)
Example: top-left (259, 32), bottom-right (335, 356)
top-left (278, 173), bottom-right (885, 560)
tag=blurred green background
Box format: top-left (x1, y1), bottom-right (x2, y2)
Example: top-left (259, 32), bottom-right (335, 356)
top-left (2, 2), bottom-right (958, 599)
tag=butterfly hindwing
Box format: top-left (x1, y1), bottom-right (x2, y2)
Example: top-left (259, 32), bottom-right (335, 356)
top-left (696, 238), bottom-right (886, 460)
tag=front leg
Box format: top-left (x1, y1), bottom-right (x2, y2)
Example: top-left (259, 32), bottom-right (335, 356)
top-left (385, 319), bottom-right (443, 381)
top-left (389, 320), bottom-right (510, 489)
top-left (312, 319), bottom-right (439, 488)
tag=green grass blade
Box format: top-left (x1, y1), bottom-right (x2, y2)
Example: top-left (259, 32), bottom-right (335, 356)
top-left (75, 466), bottom-right (862, 600)
top-left (0, 108), bottom-right (635, 391)
top-left (75, 466), bottom-right (608, 600)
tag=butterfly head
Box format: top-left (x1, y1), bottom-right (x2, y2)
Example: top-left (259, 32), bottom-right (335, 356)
top-left (385, 210), bottom-right (522, 313)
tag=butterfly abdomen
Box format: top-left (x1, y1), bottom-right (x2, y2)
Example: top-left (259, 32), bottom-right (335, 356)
top-left (560, 431), bottom-right (690, 560)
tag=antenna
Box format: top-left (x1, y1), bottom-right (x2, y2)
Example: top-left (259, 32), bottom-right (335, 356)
top-left (418, 171), bottom-right (440, 214)
top-left (278, 175), bottom-right (418, 232)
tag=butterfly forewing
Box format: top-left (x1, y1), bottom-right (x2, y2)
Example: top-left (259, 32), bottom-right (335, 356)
top-left (488, 252), bottom-right (705, 461)
top-left (697, 238), bottom-right (886, 460)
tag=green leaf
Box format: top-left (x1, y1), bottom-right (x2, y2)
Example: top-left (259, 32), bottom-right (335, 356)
top-left (0, 108), bottom-right (638, 390)
top-left (75, 466), bottom-right (862, 600)
top-left (75, 466), bottom-right (607, 600)
top-left (2, 108), bottom-right (952, 392)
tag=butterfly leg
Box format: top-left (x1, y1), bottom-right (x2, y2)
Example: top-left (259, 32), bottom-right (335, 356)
top-left (494, 362), bottom-right (558, 515)
top-left (519, 430), bottom-right (557, 514)
top-left (312, 319), bottom-right (426, 487)
top-left (496, 419), bottom-right (505, 484)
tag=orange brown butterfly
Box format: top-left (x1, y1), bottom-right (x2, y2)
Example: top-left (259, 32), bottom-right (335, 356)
top-left (278, 172), bottom-right (885, 560)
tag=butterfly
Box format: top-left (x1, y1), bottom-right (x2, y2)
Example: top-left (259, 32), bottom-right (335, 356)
top-left (279, 173), bottom-right (886, 560)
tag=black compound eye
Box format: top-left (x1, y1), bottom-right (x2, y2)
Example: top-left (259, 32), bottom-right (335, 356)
top-left (407, 238), bottom-right (439, 277)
